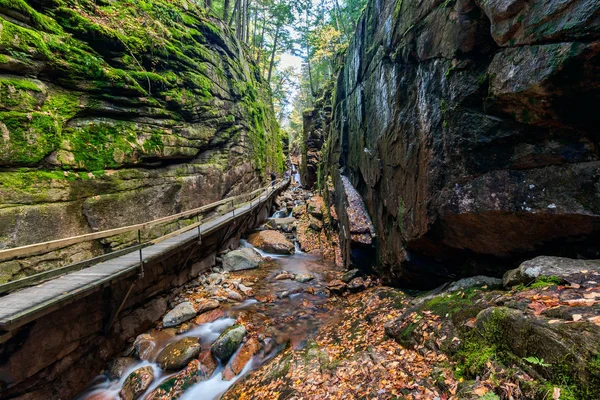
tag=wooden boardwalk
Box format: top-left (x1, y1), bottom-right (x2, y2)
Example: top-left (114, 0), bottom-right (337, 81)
top-left (0, 183), bottom-right (284, 333)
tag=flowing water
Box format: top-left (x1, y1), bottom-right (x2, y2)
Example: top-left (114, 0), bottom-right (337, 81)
top-left (79, 232), bottom-right (340, 399)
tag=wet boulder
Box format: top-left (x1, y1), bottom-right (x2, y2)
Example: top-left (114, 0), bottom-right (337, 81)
top-left (156, 338), bottom-right (202, 370)
top-left (247, 230), bottom-right (295, 255)
top-left (265, 217), bottom-right (296, 233)
top-left (222, 337), bottom-right (261, 380)
top-left (133, 334), bottom-right (157, 361)
top-left (119, 366), bottom-right (154, 400)
top-left (194, 298), bottom-right (220, 314)
top-left (275, 272), bottom-right (295, 280)
top-left (446, 276), bottom-right (503, 293)
top-left (327, 279), bottom-right (346, 294)
top-left (222, 248), bottom-right (263, 272)
top-left (162, 302), bottom-right (197, 328)
top-left (295, 273), bottom-right (315, 283)
top-left (211, 324), bottom-right (246, 362)
top-left (197, 350), bottom-right (219, 376)
top-left (341, 269), bottom-right (360, 283)
top-left (107, 357), bottom-right (137, 380)
top-left (192, 308), bottom-right (224, 325)
top-left (145, 359), bottom-right (213, 399)
top-left (348, 277), bottom-right (366, 292)
top-left (503, 256), bottom-right (600, 287)
top-left (226, 289), bottom-right (243, 302)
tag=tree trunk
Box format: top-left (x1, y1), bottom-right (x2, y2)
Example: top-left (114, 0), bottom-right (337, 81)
top-left (229, 0), bottom-right (240, 27)
top-left (236, 0), bottom-right (242, 39)
top-left (223, 0), bottom-right (230, 22)
top-left (267, 24), bottom-right (281, 83)
top-left (256, 11), bottom-right (267, 64)
top-left (245, 0), bottom-right (252, 43)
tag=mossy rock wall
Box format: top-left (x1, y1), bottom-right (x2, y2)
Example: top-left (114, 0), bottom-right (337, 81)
top-left (0, 0), bottom-right (283, 282)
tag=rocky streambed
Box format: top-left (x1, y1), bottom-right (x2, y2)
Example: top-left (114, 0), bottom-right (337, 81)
top-left (77, 183), bottom-right (600, 400)
top-left (77, 184), bottom-right (359, 399)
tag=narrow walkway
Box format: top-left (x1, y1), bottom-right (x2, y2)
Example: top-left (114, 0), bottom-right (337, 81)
top-left (0, 183), bottom-right (284, 333)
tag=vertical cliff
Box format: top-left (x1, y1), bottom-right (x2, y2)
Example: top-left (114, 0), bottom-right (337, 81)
top-left (0, 0), bottom-right (283, 282)
top-left (326, 0), bottom-right (600, 287)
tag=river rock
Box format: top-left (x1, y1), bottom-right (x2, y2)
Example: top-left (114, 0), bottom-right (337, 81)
top-left (207, 273), bottom-right (224, 285)
top-left (295, 273), bottom-right (315, 283)
top-left (327, 279), bottom-right (346, 294)
top-left (222, 337), bottom-right (261, 380)
top-left (447, 276), bottom-right (503, 292)
top-left (133, 334), bottom-right (157, 361)
top-left (192, 309), bottom-right (225, 325)
top-left (348, 277), bottom-right (366, 292)
top-left (162, 302), bottom-right (197, 328)
top-left (238, 283), bottom-right (254, 296)
top-left (145, 359), bottom-right (213, 400)
top-left (197, 350), bottom-right (219, 376)
top-left (195, 298), bottom-right (220, 314)
top-left (247, 230), bottom-right (295, 255)
top-left (211, 324), bottom-right (247, 362)
top-left (503, 256), bottom-right (600, 287)
top-left (222, 248), bottom-right (263, 272)
top-left (266, 217), bottom-right (296, 233)
top-left (156, 338), bottom-right (202, 370)
top-left (275, 272), bottom-right (295, 280)
top-left (341, 269), bottom-right (360, 283)
top-left (107, 357), bottom-right (137, 380)
top-left (227, 289), bottom-right (243, 302)
top-left (119, 366), bottom-right (154, 400)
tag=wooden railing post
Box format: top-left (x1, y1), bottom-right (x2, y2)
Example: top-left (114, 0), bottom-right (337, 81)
top-left (137, 229), bottom-right (144, 278)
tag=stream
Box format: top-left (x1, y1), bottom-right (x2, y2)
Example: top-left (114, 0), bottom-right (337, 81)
top-left (78, 197), bottom-right (341, 400)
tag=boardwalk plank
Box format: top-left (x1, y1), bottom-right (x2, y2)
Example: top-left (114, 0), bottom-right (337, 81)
top-left (0, 182), bottom-right (286, 332)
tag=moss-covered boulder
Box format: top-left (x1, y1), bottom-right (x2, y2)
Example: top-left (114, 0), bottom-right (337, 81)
top-left (156, 337), bottom-right (201, 370)
top-left (119, 366), bottom-right (154, 400)
top-left (211, 324), bottom-right (246, 362)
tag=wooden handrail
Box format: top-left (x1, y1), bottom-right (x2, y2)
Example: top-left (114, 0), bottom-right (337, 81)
top-left (0, 180), bottom-right (285, 262)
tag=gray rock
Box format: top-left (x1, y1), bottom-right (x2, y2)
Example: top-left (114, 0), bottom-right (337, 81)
top-left (226, 289), bottom-right (243, 301)
top-left (107, 357), bottom-right (137, 380)
top-left (503, 256), bottom-right (600, 287)
top-left (348, 277), bottom-right (366, 292)
top-left (447, 276), bottom-right (503, 292)
top-left (162, 301), bottom-right (197, 328)
top-left (222, 248), bottom-right (263, 272)
top-left (295, 273), bottom-right (315, 283)
top-left (207, 273), bottom-right (224, 285)
top-left (238, 283), bottom-right (253, 296)
top-left (156, 338), bottom-right (202, 370)
top-left (211, 324), bottom-right (246, 362)
top-left (341, 269), bottom-right (360, 283)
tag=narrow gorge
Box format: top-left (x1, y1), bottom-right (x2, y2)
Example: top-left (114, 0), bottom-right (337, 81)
top-left (1, 0), bottom-right (599, 399)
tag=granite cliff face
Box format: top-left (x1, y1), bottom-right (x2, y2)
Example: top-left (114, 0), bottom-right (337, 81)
top-left (326, 0), bottom-right (600, 287)
top-left (0, 0), bottom-right (282, 282)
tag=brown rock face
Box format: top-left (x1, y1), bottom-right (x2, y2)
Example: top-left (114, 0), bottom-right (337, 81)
top-left (247, 230), bottom-right (295, 254)
top-left (222, 337), bottom-right (261, 380)
top-left (326, 0), bottom-right (600, 288)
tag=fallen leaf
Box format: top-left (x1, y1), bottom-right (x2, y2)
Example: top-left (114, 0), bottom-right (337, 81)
top-left (552, 387), bottom-right (561, 400)
top-left (548, 319), bottom-right (561, 324)
top-left (583, 292), bottom-right (600, 299)
top-left (572, 314), bottom-right (583, 322)
top-left (473, 386), bottom-right (488, 395)
top-left (562, 298), bottom-right (596, 307)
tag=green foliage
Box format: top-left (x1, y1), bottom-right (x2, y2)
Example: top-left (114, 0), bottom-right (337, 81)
top-left (524, 356), bottom-right (551, 367)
